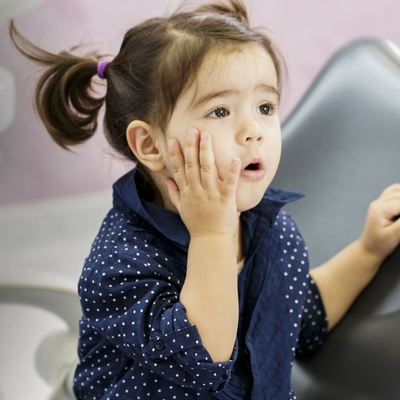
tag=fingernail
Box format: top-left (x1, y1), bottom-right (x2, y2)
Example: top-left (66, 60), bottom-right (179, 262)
top-left (168, 140), bottom-right (175, 148)
top-left (232, 158), bottom-right (240, 166)
top-left (187, 129), bottom-right (197, 137)
top-left (201, 132), bottom-right (207, 141)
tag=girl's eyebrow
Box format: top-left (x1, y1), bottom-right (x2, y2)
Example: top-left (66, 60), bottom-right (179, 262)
top-left (259, 84), bottom-right (280, 100)
top-left (192, 90), bottom-right (235, 109)
top-left (192, 84), bottom-right (279, 109)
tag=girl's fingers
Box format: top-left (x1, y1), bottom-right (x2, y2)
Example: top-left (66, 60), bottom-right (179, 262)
top-left (199, 132), bottom-right (219, 190)
top-left (380, 199), bottom-right (400, 223)
top-left (170, 129), bottom-right (239, 200)
top-left (184, 129), bottom-right (201, 186)
top-left (371, 191), bottom-right (400, 222)
top-left (165, 177), bottom-right (181, 211)
top-left (168, 139), bottom-right (187, 189)
top-left (387, 216), bottom-right (400, 237)
top-left (220, 158), bottom-right (241, 199)
top-left (380, 183), bottom-right (400, 198)
top-left (366, 195), bottom-right (400, 252)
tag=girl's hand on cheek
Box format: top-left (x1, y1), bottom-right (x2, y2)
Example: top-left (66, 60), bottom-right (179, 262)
top-left (165, 129), bottom-right (241, 238)
top-left (360, 183), bottom-right (400, 261)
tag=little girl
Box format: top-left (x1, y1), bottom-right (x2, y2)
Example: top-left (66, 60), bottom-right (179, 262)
top-left (10, 1), bottom-right (400, 399)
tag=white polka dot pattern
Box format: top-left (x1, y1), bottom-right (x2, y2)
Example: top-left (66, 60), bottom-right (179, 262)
top-left (275, 211), bottom-right (328, 359)
top-left (74, 210), bottom-right (234, 399)
top-left (73, 176), bottom-right (328, 400)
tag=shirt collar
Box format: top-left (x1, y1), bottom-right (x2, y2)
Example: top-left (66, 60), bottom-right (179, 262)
top-left (253, 186), bottom-right (304, 218)
top-left (113, 168), bottom-right (190, 246)
top-left (113, 168), bottom-right (303, 247)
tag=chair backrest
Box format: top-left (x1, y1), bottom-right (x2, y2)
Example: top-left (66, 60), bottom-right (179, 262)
top-left (272, 37), bottom-right (400, 400)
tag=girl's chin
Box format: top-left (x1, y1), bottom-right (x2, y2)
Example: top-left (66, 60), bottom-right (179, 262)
top-left (236, 193), bottom-right (266, 213)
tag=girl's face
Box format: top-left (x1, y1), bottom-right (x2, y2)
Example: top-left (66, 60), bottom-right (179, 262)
top-left (158, 44), bottom-right (282, 213)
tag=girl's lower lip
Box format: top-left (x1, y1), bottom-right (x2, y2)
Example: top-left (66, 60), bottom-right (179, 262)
top-left (240, 168), bottom-right (265, 180)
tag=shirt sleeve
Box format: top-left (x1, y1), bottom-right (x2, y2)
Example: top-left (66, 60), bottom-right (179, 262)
top-left (295, 276), bottom-right (328, 358)
top-left (79, 231), bottom-right (236, 392)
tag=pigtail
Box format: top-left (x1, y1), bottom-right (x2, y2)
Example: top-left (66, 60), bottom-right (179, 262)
top-left (9, 21), bottom-right (104, 150)
top-left (194, 0), bottom-right (250, 27)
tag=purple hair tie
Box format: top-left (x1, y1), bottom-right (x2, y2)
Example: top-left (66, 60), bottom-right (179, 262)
top-left (97, 60), bottom-right (110, 79)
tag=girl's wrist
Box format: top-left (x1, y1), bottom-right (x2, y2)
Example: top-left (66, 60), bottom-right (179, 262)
top-left (190, 231), bottom-right (236, 240)
top-left (356, 238), bottom-right (386, 270)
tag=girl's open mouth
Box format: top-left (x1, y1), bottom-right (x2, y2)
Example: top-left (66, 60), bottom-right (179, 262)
top-left (241, 161), bottom-right (265, 179)
top-left (244, 162), bottom-right (260, 171)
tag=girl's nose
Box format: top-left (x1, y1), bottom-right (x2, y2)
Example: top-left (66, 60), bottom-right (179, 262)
top-left (237, 117), bottom-right (263, 144)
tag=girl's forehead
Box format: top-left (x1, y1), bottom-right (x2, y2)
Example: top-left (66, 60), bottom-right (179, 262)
top-left (188, 45), bottom-right (278, 100)
top-left (204, 46), bottom-right (275, 72)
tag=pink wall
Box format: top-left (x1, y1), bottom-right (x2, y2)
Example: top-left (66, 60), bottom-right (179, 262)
top-left (0, 0), bottom-right (399, 206)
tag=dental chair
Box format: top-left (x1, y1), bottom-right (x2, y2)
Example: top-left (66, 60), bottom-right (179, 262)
top-left (0, 191), bottom-right (111, 400)
top-left (273, 37), bottom-right (400, 399)
top-left (1, 37), bottom-right (399, 400)
top-left (0, 268), bottom-right (79, 400)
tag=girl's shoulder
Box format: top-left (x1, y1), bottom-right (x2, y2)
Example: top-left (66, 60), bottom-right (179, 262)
top-left (92, 206), bottom-right (165, 251)
top-left (80, 206), bottom-right (187, 284)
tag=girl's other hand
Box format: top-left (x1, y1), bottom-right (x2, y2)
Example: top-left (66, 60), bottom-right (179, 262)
top-left (360, 183), bottom-right (400, 262)
top-left (165, 129), bottom-right (241, 238)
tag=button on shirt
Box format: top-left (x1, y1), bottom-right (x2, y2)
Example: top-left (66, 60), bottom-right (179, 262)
top-left (74, 168), bottom-right (328, 400)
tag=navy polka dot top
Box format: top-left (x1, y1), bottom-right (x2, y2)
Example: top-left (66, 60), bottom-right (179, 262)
top-left (74, 168), bottom-right (327, 400)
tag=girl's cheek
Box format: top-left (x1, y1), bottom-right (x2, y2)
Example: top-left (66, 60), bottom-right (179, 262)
top-left (213, 143), bottom-right (235, 177)
top-left (201, 116), bottom-right (231, 130)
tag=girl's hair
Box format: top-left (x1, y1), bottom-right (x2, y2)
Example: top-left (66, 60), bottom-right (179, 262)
top-left (10, 0), bottom-right (284, 202)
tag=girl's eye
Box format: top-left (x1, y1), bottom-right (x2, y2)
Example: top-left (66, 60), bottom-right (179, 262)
top-left (258, 103), bottom-right (272, 115)
top-left (208, 107), bottom-right (230, 119)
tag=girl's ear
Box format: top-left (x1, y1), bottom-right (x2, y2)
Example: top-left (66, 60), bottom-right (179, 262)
top-left (126, 120), bottom-right (165, 172)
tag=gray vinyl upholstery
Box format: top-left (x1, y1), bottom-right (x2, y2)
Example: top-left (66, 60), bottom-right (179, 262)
top-left (272, 38), bottom-right (400, 400)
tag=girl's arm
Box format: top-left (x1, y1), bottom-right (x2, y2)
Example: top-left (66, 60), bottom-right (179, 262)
top-left (165, 129), bottom-right (241, 362)
top-left (310, 184), bottom-right (400, 331)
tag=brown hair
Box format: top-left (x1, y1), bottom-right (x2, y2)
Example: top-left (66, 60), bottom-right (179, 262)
top-left (10, 0), bottom-right (284, 201)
